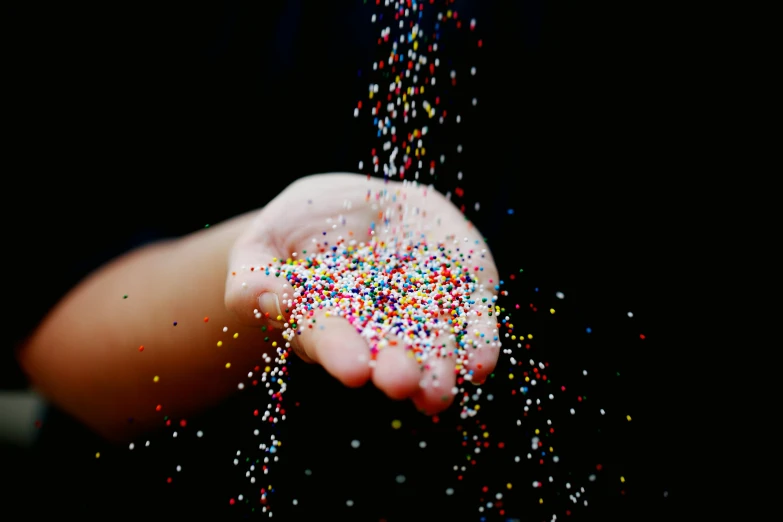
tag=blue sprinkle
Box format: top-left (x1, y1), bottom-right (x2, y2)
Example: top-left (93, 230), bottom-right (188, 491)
top-left (507, 208), bottom-right (515, 215)
top-left (586, 327), bottom-right (592, 334)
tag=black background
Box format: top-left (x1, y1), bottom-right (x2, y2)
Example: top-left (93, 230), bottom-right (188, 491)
top-left (2, 1), bottom-right (679, 519)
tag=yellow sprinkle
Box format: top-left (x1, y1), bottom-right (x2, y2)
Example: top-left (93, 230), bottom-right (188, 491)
top-left (528, 334), bottom-right (533, 339)
top-left (549, 446), bottom-right (554, 452)
top-left (225, 363), bottom-right (231, 369)
top-left (539, 498), bottom-right (543, 504)
top-left (626, 415), bottom-right (632, 421)
top-left (508, 373), bottom-right (514, 379)
top-left (95, 452), bottom-right (100, 458)
top-left (550, 308), bottom-right (556, 314)
top-left (265, 366), bottom-right (271, 373)
top-left (391, 419), bottom-right (402, 429)
top-left (483, 432), bottom-right (489, 438)
top-left (217, 341), bottom-right (223, 347)
top-left (272, 342), bottom-right (277, 347)
top-left (535, 429), bottom-right (540, 435)
top-left (153, 376), bottom-right (159, 383)
top-left (506, 483), bottom-right (513, 489)
top-left (233, 333), bottom-right (239, 339)
top-left (276, 315), bottom-right (283, 321)
top-left (475, 404), bottom-right (480, 411)
top-left (525, 376), bottom-right (530, 382)
top-left (620, 476), bottom-right (626, 483)
top-left (511, 335), bottom-right (516, 340)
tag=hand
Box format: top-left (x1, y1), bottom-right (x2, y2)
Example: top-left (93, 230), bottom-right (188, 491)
top-left (225, 173), bottom-right (500, 414)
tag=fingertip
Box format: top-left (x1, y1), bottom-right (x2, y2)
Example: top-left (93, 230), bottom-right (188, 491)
top-left (373, 347), bottom-right (421, 400)
top-left (410, 358), bottom-right (457, 415)
top-left (303, 317), bottom-right (372, 389)
top-left (465, 344), bottom-right (500, 384)
top-left (412, 386), bottom-right (455, 415)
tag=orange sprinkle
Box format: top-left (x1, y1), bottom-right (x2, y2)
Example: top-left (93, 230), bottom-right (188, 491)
top-left (203, 317), bottom-right (209, 322)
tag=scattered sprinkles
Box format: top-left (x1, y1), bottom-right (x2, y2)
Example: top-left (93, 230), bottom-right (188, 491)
top-left (105, 2), bottom-right (652, 519)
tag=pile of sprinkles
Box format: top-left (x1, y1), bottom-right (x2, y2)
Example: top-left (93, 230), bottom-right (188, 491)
top-left (83, 1), bottom-right (660, 520)
top-left (277, 236), bottom-right (494, 371)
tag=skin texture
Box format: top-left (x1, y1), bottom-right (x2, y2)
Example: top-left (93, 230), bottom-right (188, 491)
top-left (19, 173), bottom-right (499, 442)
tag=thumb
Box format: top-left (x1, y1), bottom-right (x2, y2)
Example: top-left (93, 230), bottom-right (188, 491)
top-left (224, 240), bottom-right (290, 330)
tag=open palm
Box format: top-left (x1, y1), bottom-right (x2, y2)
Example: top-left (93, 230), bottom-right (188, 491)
top-left (225, 173), bottom-right (500, 414)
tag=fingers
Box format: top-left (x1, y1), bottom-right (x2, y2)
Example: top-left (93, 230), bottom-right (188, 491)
top-left (411, 356), bottom-right (457, 415)
top-left (461, 311), bottom-right (501, 385)
top-left (287, 310), bottom-right (372, 389)
top-left (372, 339), bottom-right (422, 400)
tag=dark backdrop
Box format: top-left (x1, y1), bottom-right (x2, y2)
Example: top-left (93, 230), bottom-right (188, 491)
top-left (2, 1), bottom-right (678, 519)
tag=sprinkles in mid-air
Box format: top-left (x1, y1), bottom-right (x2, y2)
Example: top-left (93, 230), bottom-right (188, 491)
top-left (80, 1), bottom-right (655, 519)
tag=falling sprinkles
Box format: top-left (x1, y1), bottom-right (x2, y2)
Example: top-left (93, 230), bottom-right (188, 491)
top-left (92, 1), bottom-right (657, 520)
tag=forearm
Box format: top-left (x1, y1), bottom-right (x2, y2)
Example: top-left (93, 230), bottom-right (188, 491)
top-left (18, 210), bottom-right (271, 442)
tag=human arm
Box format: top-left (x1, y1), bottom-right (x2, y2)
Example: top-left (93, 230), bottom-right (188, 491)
top-left (17, 210), bottom-right (270, 442)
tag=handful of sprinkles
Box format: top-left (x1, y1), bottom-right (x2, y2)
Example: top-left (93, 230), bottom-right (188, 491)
top-left (275, 236), bottom-right (495, 391)
top-left (103, 2), bottom-right (650, 520)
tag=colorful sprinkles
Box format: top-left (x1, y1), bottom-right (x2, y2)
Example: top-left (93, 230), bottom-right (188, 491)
top-left (82, 1), bottom-right (656, 519)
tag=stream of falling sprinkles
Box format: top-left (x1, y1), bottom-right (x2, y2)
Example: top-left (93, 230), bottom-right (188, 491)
top-left (103, 2), bottom-right (650, 520)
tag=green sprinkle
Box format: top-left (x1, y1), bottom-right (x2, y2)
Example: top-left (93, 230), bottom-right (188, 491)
top-left (123, 295), bottom-right (128, 299)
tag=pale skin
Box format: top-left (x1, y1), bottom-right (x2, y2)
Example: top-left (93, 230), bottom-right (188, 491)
top-left (18, 173), bottom-right (500, 442)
